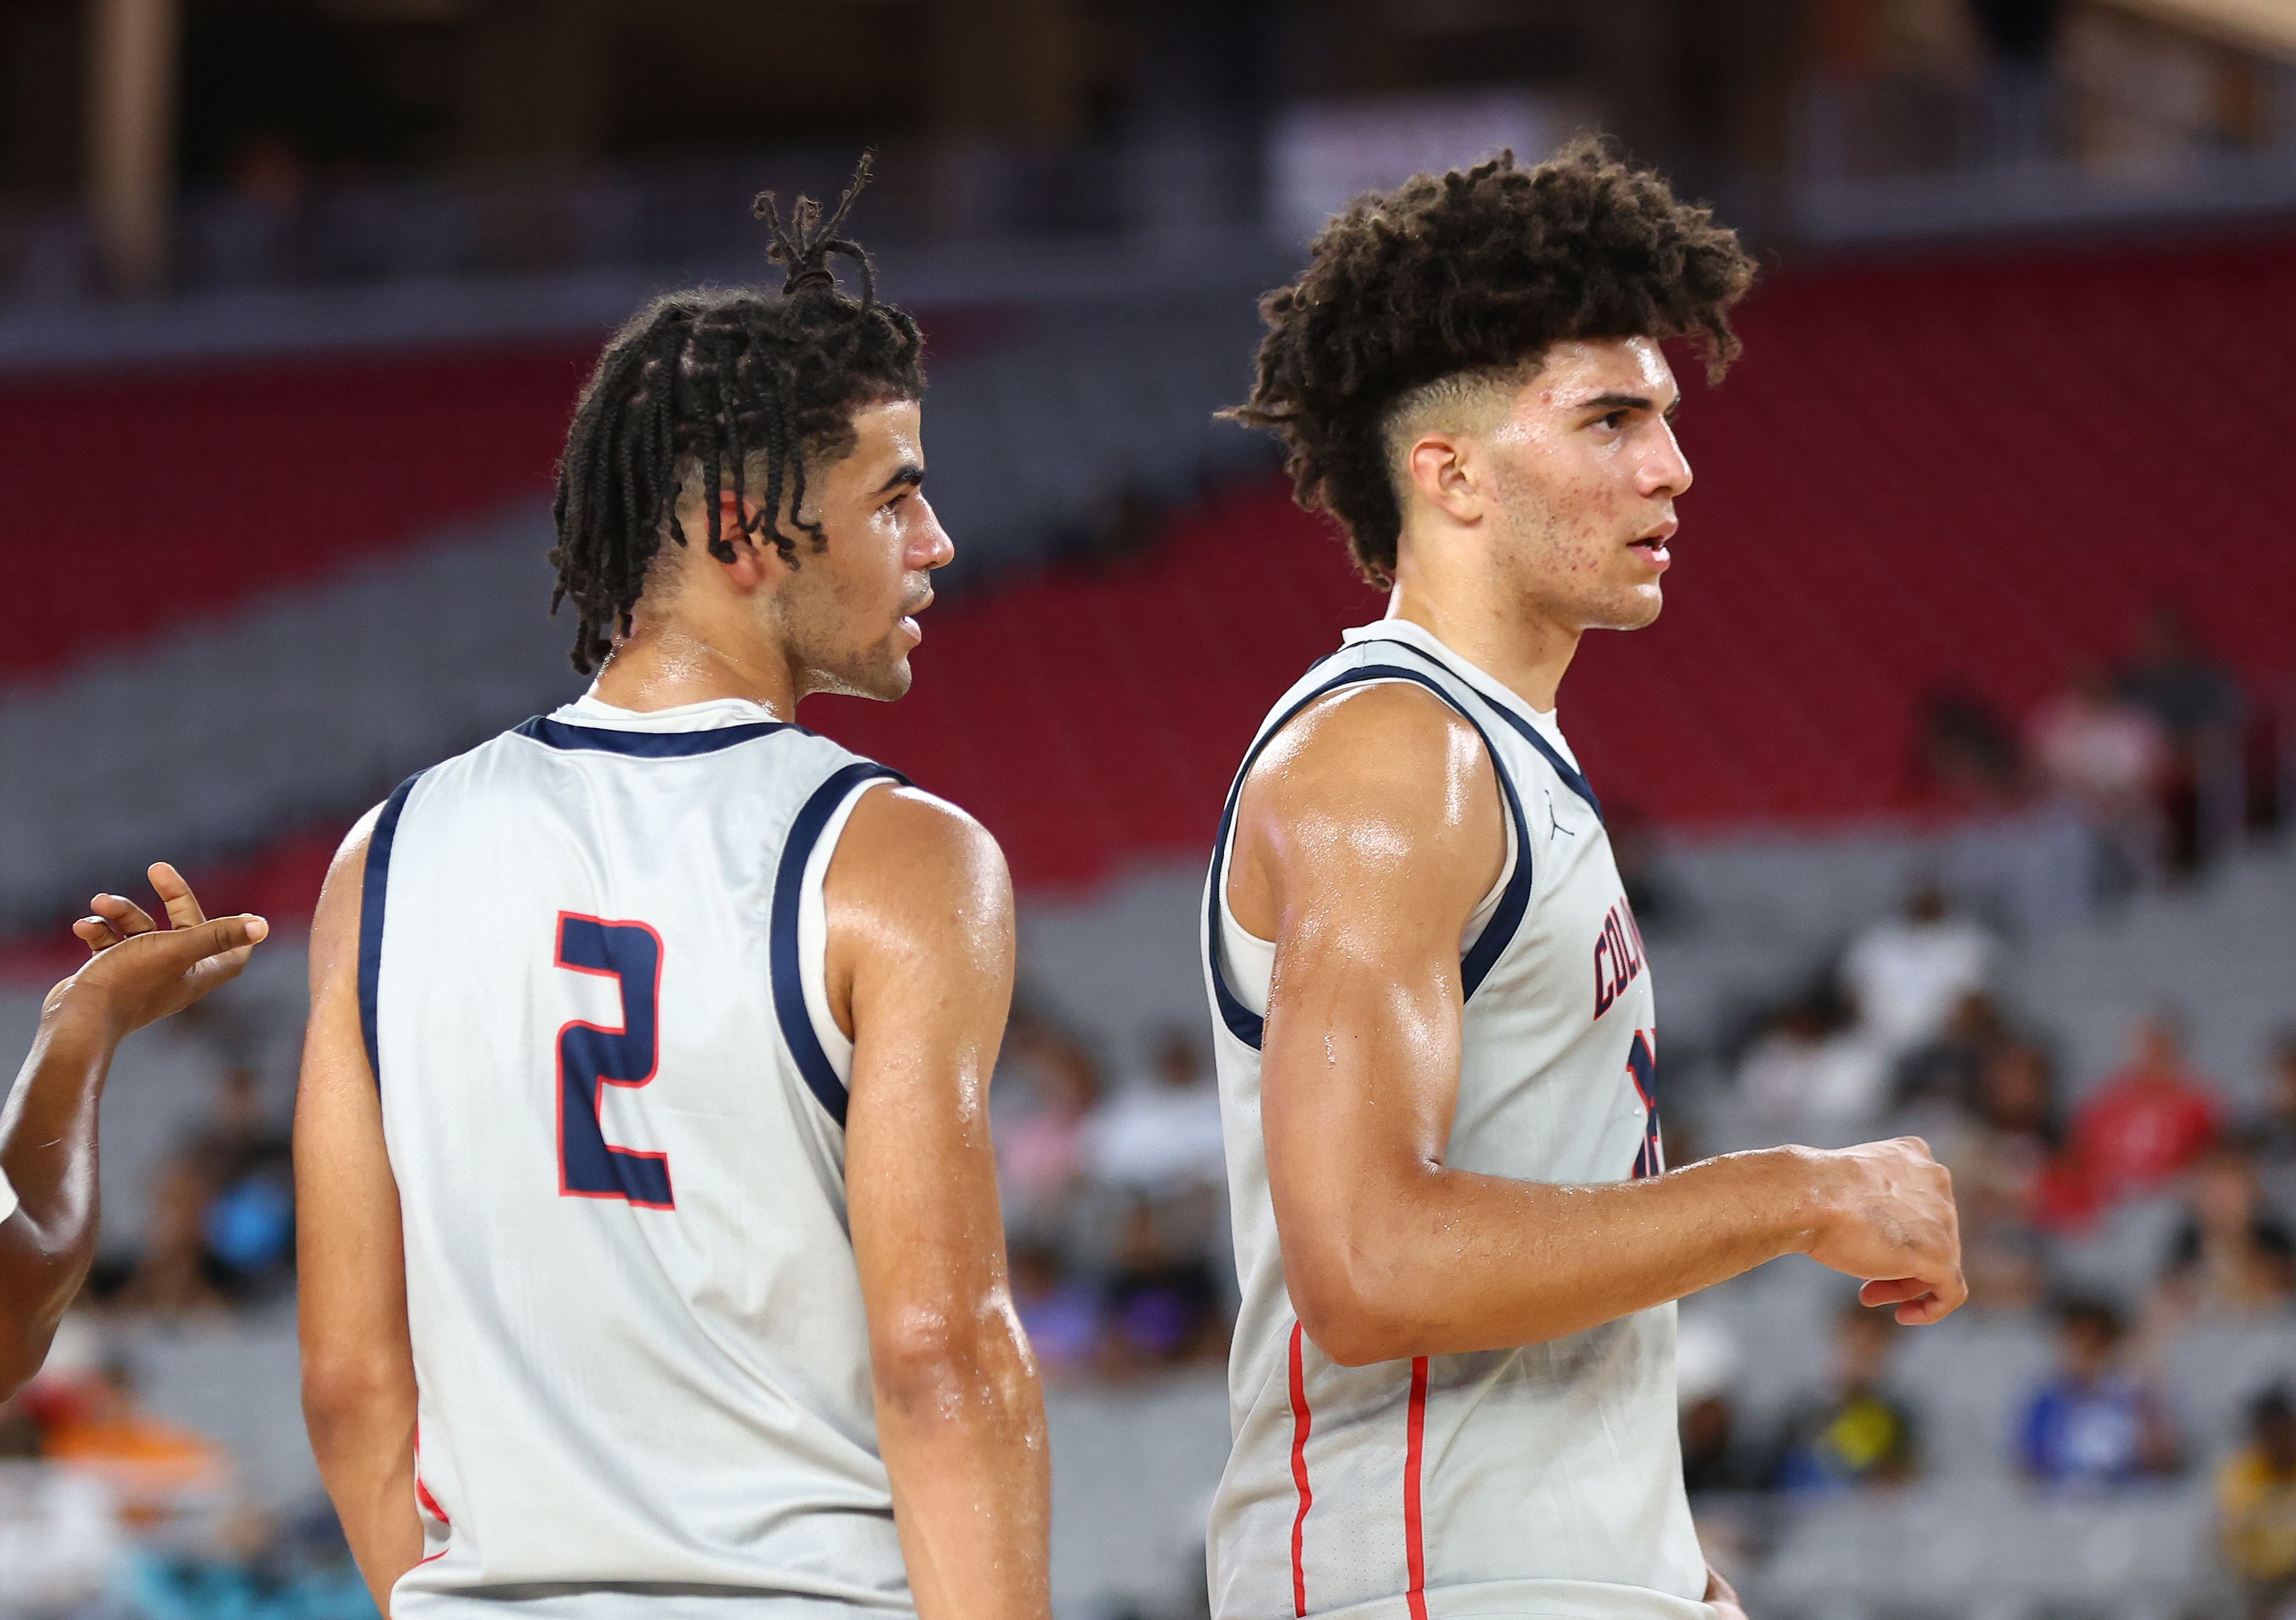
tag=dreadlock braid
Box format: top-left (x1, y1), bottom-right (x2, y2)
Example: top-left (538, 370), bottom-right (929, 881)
top-left (548, 155), bottom-right (925, 673)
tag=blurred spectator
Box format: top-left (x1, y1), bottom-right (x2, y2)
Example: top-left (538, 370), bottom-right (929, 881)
top-left (2066, 1011), bottom-right (2225, 1211)
top-left (2027, 663), bottom-right (2169, 897)
top-left (1605, 803), bottom-right (1678, 931)
top-left (996, 1016), bottom-right (1104, 1230)
top-left (2219, 1387), bottom-right (2296, 1619)
top-left (2017, 1297), bottom-right (2179, 1489)
top-left (1088, 1029), bottom-right (1226, 1197)
top-left (1841, 880), bottom-right (1997, 1057)
top-left (42, 1354), bottom-right (228, 1522)
top-left (1099, 1199), bottom-right (1227, 1376)
top-left (124, 1500), bottom-right (373, 1620)
top-left (1007, 1239), bottom-right (1104, 1382)
top-left (1943, 1042), bottom-right (2080, 1301)
top-left (2251, 1032), bottom-right (2296, 1211)
top-left (188, 1067), bottom-right (296, 1301)
top-left (90, 1160), bottom-right (233, 1317)
top-left (1892, 988), bottom-right (2014, 1111)
top-left (1914, 684), bottom-right (2020, 808)
top-left (2156, 1143), bottom-right (2295, 1323)
top-left (1769, 1306), bottom-right (1918, 1493)
top-left (2118, 603), bottom-right (2245, 745)
top-left (2118, 606), bottom-right (2246, 874)
top-left (1737, 986), bottom-right (1891, 1139)
top-left (1677, 1309), bottom-right (1760, 1494)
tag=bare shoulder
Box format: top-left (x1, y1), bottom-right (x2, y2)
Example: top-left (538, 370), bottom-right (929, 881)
top-left (829, 783), bottom-right (1014, 948)
top-left (1240, 679), bottom-right (1501, 854)
top-left (308, 804), bottom-right (385, 975)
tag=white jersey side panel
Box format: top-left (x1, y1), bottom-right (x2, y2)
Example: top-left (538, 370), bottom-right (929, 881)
top-left (1204, 621), bottom-right (1709, 1620)
top-left (366, 696), bottom-right (912, 1620)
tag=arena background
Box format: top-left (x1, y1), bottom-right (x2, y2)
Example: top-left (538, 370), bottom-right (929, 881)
top-left (3, 2), bottom-right (2296, 1617)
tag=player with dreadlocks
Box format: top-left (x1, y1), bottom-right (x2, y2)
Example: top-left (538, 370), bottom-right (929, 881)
top-left (295, 158), bottom-right (1049, 1620)
top-left (1201, 141), bottom-right (1965, 1619)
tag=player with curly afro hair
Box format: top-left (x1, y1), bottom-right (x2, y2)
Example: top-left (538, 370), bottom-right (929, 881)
top-left (1231, 136), bottom-right (1756, 589)
top-left (1203, 144), bottom-right (1965, 1620)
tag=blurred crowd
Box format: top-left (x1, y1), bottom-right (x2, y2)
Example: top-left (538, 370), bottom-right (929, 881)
top-left (992, 1019), bottom-right (1235, 1383)
top-left (1917, 605), bottom-right (2276, 929)
top-left (1710, 859), bottom-right (2296, 1616)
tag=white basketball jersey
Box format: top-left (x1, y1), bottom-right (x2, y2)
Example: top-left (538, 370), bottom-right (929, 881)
top-left (363, 694), bottom-right (913, 1620)
top-left (1204, 621), bottom-right (1710, 1620)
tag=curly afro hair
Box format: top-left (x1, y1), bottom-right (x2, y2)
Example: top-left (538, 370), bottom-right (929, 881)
top-left (1227, 138), bottom-right (1757, 586)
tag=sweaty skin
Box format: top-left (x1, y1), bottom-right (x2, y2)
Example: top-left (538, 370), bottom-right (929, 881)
top-left (0, 866), bottom-right (267, 1398)
top-left (295, 398), bottom-right (1050, 1620)
top-left (1227, 338), bottom-right (1963, 1601)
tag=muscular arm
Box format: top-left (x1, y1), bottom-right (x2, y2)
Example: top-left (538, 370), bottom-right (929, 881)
top-left (828, 786), bottom-right (1049, 1620)
top-left (294, 815), bottom-right (424, 1614)
top-left (1, 867), bottom-right (266, 1398)
top-left (1229, 685), bottom-right (1963, 1369)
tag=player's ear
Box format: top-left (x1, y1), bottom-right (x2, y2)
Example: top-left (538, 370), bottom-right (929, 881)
top-left (1406, 431), bottom-right (1484, 525)
top-left (709, 491), bottom-right (790, 591)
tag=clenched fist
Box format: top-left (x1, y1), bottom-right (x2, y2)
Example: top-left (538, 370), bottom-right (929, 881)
top-left (1801, 1136), bottom-right (1966, 1326)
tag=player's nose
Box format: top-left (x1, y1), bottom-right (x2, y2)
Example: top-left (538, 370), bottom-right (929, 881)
top-left (911, 494), bottom-right (955, 572)
top-left (1642, 421), bottom-right (1692, 501)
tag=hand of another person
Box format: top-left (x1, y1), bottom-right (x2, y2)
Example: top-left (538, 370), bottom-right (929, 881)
top-left (48, 862), bottom-right (269, 1038)
top-left (1703, 1565), bottom-right (1749, 1619)
top-left (1802, 1136), bottom-right (1966, 1326)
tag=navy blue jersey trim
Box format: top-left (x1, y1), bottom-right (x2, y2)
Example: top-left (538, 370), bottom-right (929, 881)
top-left (1366, 639), bottom-right (1604, 822)
top-left (515, 716), bottom-right (791, 758)
top-left (358, 771), bottom-right (425, 1088)
top-left (1206, 664), bottom-right (1535, 1051)
top-left (771, 762), bottom-right (909, 1128)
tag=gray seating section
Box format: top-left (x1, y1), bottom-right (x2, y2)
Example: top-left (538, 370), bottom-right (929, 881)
top-left (0, 285), bottom-right (1278, 935)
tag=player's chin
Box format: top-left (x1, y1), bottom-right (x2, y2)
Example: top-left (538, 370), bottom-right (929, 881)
top-left (1596, 583), bottom-right (1665, 631)
top-left (856, 646), bottom-right (915, 702)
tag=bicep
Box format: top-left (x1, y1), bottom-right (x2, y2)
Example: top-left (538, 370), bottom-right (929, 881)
top-left (833, 790), bottom-right (1017, 1370)
top-left (294, 820), bottom-right (413, 1388)
top-left (1242, 692), bottom-right (1505, 1269)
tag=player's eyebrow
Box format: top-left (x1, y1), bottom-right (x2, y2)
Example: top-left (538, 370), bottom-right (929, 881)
top-left (874, 462), bottom-right (925, 495)
top-left (1577, 390), bottom-right (1683, 422)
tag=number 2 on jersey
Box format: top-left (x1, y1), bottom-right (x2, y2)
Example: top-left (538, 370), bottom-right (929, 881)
top-left (554, 912), bottom-right (674, 1209)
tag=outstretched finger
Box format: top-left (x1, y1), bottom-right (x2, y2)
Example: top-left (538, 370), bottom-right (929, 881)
top-left (148, 862), bottom-right (207, 930)
top-left (90, 892), bottom-right (158, 938)
top-left (170, 914), bottom-right (271, 995)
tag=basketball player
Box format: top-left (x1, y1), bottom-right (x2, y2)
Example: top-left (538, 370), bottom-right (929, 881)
top-left (1, 864), bottom-right (267, 1396)
top-left (294, 166), bottom-right (1048, 1620)
top-left (1203, 143), bottom-right (1965, 1619)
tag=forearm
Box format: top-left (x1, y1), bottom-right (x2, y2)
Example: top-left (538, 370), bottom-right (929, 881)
top-left (874, 1327), bottom-right (1050, 1620)
top-left (0, 1000), bottom-right (120, 1387)
top-left (1296, 1145), bottom-right (1828, 1364)
top-left (304, 1373), bottom-right (424, 1613)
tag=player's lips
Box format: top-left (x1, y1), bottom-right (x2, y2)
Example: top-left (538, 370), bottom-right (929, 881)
top-left (1628, 520), bottom-right (1676, 573)
top-left (898, 589), bottom-right (932, 642)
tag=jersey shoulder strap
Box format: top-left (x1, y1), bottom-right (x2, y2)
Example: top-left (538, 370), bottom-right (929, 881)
top-left (1204, 641), bottom-right (1535, 1051)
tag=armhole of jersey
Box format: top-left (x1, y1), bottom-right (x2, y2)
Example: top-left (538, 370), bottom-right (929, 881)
top-left (1206, 665), bottom-right (1534, 1049)
top-left (358, 771), bottom-right (425, 1092)
top-left (1214, 758), bottom-right (1521, 1024)
top-left (0, 1168), bottom-right (17, 1226)
top-left (795, 775), bottom-right (894, 1091)
top-left (771, 761), bottom-right (908, 1128)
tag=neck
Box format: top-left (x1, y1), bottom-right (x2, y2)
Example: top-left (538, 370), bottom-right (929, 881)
top-left (590, 616), bottom-right (800, 718)
top-left (1383, 524), bottom-right (1580, 712)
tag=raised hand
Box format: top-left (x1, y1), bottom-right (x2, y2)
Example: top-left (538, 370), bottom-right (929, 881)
top-left (51, 862), bottom-right (269, 1037)
top-left (1802, 1136), bottom-right (1966, 1326)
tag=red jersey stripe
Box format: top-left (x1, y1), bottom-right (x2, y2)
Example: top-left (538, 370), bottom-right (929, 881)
top-left (1288, 1322), bottom-right (1314, 1618)
top-left (1404, 1356), bottom-right (1430, 1620)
